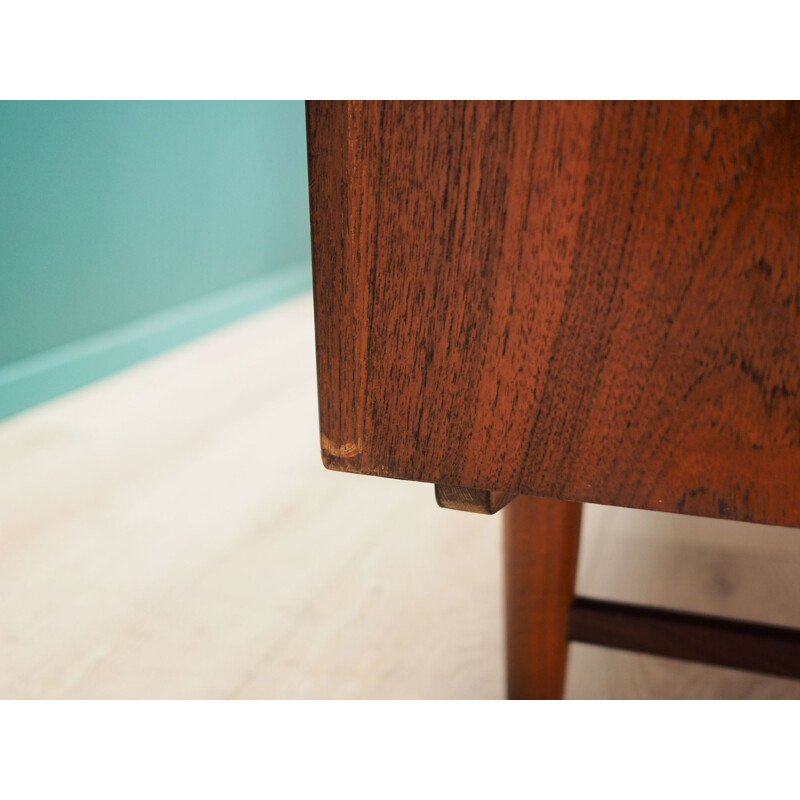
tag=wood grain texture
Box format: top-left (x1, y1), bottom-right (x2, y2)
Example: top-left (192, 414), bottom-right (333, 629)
top-left (307, 101), bottom-right (800, 526)
top-left (504, 496), bottom-right (582, 699)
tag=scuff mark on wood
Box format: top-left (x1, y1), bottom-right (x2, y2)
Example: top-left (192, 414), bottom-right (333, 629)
top-left (321, 434), bottom-right (363, 458)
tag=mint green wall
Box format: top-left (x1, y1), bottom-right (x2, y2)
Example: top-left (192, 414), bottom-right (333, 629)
top-left (0, 101), bottom-right (311, 419)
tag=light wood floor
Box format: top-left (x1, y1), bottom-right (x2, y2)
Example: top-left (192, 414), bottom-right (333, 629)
top-left (2, 292), bottom-right (800, 699)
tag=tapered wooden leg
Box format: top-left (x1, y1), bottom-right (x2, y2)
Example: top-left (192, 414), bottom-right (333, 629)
top-left (504, 496), bottom-right (582, 699)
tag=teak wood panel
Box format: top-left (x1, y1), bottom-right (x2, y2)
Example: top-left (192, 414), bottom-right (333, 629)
top-left (307, 101), bottom-right (800, 526)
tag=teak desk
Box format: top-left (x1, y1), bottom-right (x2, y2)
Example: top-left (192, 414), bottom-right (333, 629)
top-left (306, 101), bottom-right (800, 699)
